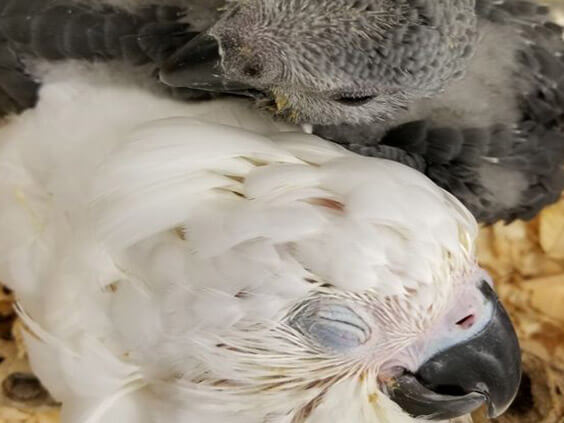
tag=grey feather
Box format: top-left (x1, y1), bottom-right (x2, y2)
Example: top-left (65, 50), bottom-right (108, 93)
top-left (0, 42), bottom-right (38, 114)
top-left (0, 0), bottom-right (224, 115)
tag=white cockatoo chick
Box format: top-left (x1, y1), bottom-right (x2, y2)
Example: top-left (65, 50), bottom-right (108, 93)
top-left (0, 69), bottom-right (520, 423)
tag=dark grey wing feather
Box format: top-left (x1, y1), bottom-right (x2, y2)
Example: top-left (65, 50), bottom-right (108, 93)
top-left (476, 0), bottom-right (564, 221)
top-left (0, 1), bottom-right (198, 63)
top-left (0, 0), bottom-right (221, 117)
top-left (0, 42), bottom-right (39, 115)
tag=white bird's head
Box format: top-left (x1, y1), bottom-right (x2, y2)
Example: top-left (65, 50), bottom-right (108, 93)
top-left (89, 115), bottom-right (519, 422)
top-left (0, 78), bottom-right (519, 423)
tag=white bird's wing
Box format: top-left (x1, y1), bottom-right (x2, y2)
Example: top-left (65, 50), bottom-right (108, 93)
top-left (0, 73), bottom-right (304, 422)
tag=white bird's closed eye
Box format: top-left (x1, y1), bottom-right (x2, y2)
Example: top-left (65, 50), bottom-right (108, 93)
top-left (288, 301), bottom-right (371, 352)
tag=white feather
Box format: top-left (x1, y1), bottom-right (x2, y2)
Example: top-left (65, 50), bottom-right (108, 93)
top-left (0, 67), bottom-right (479, 423)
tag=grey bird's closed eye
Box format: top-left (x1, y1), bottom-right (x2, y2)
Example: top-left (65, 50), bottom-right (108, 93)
top-left (334, 95), bottom-right (375, 106)
top-left (289, 302), bottom-right (371, 352)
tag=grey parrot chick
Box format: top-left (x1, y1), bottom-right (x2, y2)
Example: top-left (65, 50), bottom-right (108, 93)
top-left (161, 0), bottom-right (478, 125)
top-left (160, 0), bottom-right (564, 224)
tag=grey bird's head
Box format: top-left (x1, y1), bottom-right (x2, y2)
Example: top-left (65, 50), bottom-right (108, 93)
top-left (160, 0), bottom-right (478, 125)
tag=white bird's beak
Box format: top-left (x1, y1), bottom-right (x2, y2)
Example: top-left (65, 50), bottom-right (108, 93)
top-left (384, 281), bottom-right (521, 420)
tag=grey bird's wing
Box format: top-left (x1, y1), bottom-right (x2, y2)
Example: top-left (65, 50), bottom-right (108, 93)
top-left (316, 0), bottom-right (564, 224)
top-left (0, 0), bottom-right (225, 117)
top-left (0, 41), bottom-right (40, 114)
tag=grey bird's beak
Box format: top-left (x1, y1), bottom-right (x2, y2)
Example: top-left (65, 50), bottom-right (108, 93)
top-left (385, 282), bottom-right (521, 420)
top-left (159, 32), bottom-right (258, 98)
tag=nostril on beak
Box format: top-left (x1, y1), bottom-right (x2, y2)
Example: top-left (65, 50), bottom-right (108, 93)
top-left (456, 314), bottom-right (476, 330)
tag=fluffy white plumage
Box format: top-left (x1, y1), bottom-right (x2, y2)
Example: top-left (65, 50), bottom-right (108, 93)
top-left (0, 68), bottom-right (480, 423)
